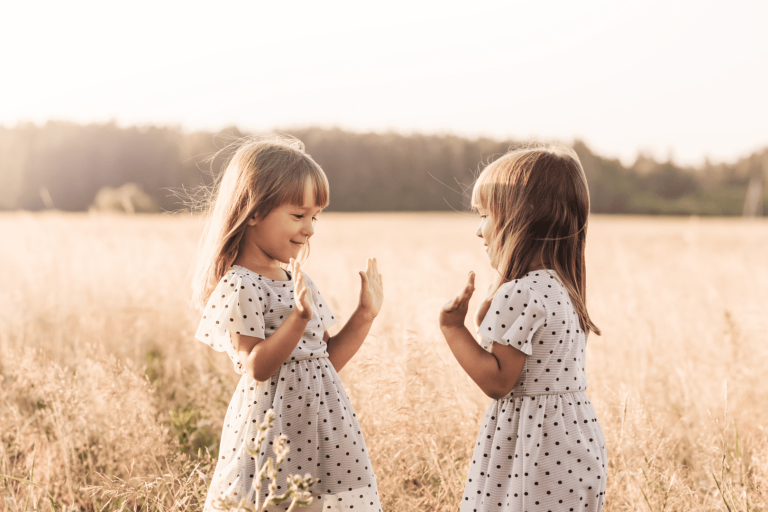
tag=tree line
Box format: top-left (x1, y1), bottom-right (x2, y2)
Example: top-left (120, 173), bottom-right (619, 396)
top-left (0, 121), bottom-right (765, 215)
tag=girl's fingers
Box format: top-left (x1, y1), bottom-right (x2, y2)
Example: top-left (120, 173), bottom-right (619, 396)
top-left (359, 270), bottom-right (368, 286)
top-left (372, 258), bottom-right (379, 281)
top-left (464, 272), bottom-right (476, 300)
top-left (299, 285), bottom-right (310, 304)
top-left (297, 287), bottom-right (310, 312)
top-left (295, 265), bottom-right (306, 293)
top-left (454, 275), bottom-right (475, 308)
top-left (444, 273), bottom-right (473, 311)
top-left (458, 287), bottom-right (472, 306)
top-left (462, 276), bottom-right (475, 298)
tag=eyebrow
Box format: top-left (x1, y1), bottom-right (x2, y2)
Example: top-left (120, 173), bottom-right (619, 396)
top-left (291, 204), bottom-right (323, 212)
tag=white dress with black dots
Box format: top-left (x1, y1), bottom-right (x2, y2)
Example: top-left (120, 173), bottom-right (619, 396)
top-left (195, 265), bottom-right (382, 512)
top-left (461, 270), bottom-right (607, 512)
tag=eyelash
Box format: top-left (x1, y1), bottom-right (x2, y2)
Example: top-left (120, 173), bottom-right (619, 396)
top-left (294, 215), bottom-right (318, 221)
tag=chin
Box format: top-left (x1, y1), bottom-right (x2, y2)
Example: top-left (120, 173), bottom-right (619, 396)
top-left (284, 250), bottom-right (301, 263)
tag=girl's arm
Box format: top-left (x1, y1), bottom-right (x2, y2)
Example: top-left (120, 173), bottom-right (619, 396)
top-left (326, 258), bottom-right (383, 372)
top-left (439, 272), bottom-right (526, 399)
top-left (232, 259), bottom-right (313, 382)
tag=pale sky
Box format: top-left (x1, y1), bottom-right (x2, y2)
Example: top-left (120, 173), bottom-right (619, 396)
top-left (1, 0), bottom-right (766, 166)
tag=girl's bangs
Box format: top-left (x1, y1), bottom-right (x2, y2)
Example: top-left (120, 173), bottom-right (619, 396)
top-left (471, 167), bottom-right (493, 210)
top-left (308, 166), bottom-right (330, 208)
top-left (276, 162), bottom-right (330, 209)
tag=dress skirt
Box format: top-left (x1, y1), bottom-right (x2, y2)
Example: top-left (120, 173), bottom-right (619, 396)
top-left (461, 391), bottom-right (607, 512)
top-left (204, 355), bottom-right (382, 512)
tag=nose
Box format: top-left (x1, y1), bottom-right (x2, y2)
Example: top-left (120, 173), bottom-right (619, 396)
top-left (476, 221), bottom-right (483, 238)
top-left (302, 218), bottom-right (315, 238)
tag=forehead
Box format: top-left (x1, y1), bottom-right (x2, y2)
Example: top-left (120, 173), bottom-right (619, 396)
top-left (471, 164), bottom-right (496, 209)
top-left (471, 185), bottom-right (489, 211)
top-left (281, 180), bottom-right (322, 210)
top-left (300, 185), bottom-right (321, 209)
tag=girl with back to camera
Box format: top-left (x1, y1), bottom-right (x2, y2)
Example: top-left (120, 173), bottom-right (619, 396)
top-left (192, 136), bottom-right (384, 511)
top-left (439, 145), bottom-right (607, 511)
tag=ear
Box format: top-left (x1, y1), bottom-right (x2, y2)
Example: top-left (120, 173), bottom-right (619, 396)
top-left (246, 213), bottom-right (258, 226)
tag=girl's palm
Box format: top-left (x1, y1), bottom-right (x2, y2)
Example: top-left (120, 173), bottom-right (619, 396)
top-left (291, 259), bottom-right (313, 320)
top-left (359, 258), bottom-right (383, 321)
top-left (440, 271), bottom-right (476, 329)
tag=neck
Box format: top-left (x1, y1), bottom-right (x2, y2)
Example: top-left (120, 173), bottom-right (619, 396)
top-left (526, 255), bottom-right (549, 273)
top-left (234, 240), bottom-right (288, 281)
top-left (234, 256), bottom-right (289, 281)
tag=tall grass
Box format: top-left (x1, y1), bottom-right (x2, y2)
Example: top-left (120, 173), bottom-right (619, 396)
top-left (1, 212), bottom-right (766, 511)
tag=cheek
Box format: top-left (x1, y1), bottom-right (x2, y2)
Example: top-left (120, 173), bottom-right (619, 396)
top-left (482, 222), bottom-right (492, 239)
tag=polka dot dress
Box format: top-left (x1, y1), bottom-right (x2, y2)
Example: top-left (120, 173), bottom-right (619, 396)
top-left (195, 265), bottom-right (382, 512)
top-left (461, 270), bottom-right (607, 512)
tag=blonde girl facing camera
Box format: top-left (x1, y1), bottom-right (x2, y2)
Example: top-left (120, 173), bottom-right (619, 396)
top-left (439, 145), bottom-right (607, 511)
top-left (192, 136), bottom-right (384, 511)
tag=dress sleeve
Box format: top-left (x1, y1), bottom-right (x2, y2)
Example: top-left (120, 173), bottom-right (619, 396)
top-left (303, 273), bottom-right (338, 331)
top-left (477, 280), bottom-right (546, 356)
top-left (195, 271), bottom-right (267, 347)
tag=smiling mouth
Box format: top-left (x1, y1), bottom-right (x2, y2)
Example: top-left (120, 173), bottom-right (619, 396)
top-left (290, 241), bottom-right (305, 246)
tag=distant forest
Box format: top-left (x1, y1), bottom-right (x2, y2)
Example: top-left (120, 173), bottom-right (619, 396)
top-left (0, 121), bottom-right (765, 215)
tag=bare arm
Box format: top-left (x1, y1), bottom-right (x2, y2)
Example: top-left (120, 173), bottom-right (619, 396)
top-left (326, 258), bottom-right (384, 372)
top-left (439, 272), bottom-right (526, 399)
top-left (232, 259), bottom-right (313, 382)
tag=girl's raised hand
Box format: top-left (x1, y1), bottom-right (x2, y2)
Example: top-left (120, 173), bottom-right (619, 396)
top-left (358, 258), bottom-right (384, 322)
top-left (439, 272), bottom-right (476, 330)
top-left (291, 258), bottom-right (313, 320)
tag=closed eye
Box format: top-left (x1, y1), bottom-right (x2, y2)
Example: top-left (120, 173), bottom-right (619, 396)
top-left (293, 214), bottom-right (319, 222)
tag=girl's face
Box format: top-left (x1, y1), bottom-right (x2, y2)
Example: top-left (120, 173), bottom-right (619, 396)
top-left (475, 204), bottom-right (494, 258)
top-left (245, 183), bottom-right (323, 265)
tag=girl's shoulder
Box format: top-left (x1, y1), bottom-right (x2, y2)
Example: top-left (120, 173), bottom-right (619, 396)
top-left (495, 273), bottom-right (542, 299)
top-left (479, 275), bottom-right (547, 355)
top-left (229, 264), bottom-right (273, 285)
top-left (195, 266), bottom-right (270, 351)
top-left (212, 266), bottom-right (259, 296)
top-left (497, 270), bottom-right (560, 296)
top-left (201, 266), bottom-right (273, 313)
top-left (489, 273), bottom-right (550, 318)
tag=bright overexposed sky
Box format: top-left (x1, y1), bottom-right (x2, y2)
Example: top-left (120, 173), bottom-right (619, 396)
top-left (1, 0), bottom-right (766, 166)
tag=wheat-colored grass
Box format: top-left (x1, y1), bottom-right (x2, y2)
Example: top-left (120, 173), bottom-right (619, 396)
top-left (1, 212), bottom-right (766, 511)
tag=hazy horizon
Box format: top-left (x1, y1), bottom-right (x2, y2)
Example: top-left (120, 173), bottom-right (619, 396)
top-left (2, 0), bottom-right (767, 167)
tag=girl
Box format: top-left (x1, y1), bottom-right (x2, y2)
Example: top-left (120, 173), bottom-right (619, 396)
top-left (192, 136), bottom-right (384, 511)
top-left (439, 145), bottom-right (607, 511)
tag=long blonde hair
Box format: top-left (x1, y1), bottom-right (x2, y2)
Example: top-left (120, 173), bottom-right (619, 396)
top-left (191, 135), bottom-right (329, 309)
top-left (471, 143), bottom-right (600, 335)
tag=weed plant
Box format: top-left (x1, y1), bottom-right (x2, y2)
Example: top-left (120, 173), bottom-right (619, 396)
top-left (1, 212), bottom-right (767, 511)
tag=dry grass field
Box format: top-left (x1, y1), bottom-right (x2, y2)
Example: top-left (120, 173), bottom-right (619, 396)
top-left (1, 212), bottom-right (767, 511)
